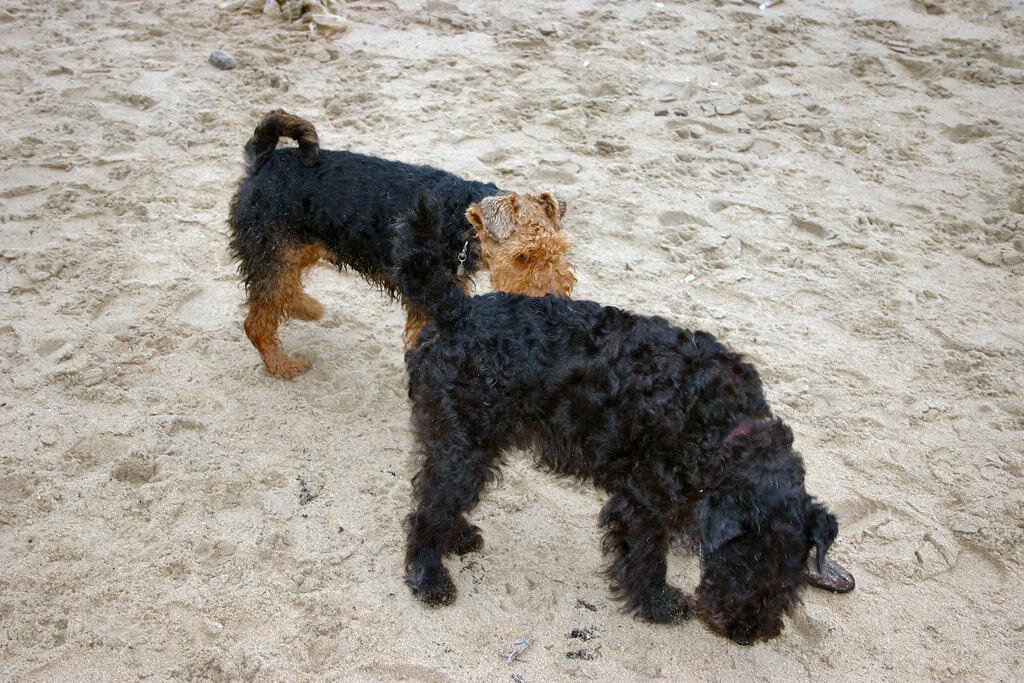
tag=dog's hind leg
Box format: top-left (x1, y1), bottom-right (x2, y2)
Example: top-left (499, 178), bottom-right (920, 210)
top-left (600, 484), bottom-right (694, 624)
top-left (405, 434), bottom-right (496, 606)
top-left (286, 245), bottom-right (327, 321)
top-left (243, 245), bottom-right (319, 379)
top-left (288, 291), bottom-right (325, 321)
top-left (245, 296), bottom-right (309, 379)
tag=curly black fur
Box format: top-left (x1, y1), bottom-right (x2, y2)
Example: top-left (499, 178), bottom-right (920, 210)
top-left (228, 111), bottom-right (494, 303)
top-left (390, 196), bottom-right (843, 645)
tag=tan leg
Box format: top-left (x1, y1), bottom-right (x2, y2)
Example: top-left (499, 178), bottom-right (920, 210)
top-left (288, 290), bottom-right (325, 321)
top-left (286, 245), bottom-right (327, 320)
top-left (244, 292), bottom-right (311, 379)
top-left (403, 304), bottom-right (431, 351)
top-left (243, 244), bottom-right (326, 379)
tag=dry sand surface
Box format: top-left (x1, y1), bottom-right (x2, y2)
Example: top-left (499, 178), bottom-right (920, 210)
top-left (2, 0), bottom-right (1024, 679)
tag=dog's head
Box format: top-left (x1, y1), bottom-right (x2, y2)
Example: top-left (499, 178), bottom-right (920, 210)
top-left (696, 420), bottom-right (838, 645)
top-left (465, 192), bottom-right (576, 297)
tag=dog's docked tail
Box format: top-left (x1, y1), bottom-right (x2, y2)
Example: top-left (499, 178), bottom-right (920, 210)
top-left (390, 194), bottom-right (472, 333)
top-left (243, 109), bottom-right (320, 174)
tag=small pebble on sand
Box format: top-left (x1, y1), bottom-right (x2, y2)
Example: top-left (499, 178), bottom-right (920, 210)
top-left (209, 50), bottom-right (237, 70)
top-left (714, 101), bottom-right (740, 116)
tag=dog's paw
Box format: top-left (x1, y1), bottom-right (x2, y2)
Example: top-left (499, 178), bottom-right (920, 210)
top-left (636, 585), bottom-right (694, 624)
top-left (447, 524), bottom-right (484, 556)
top-left (406, 563), bottom-right (457, 606)
top-left (266, 355), bottom-right (311, 379)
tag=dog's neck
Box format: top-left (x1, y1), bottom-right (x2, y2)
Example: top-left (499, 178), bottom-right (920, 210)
top-left (695, 417), bottom-right (788, 493)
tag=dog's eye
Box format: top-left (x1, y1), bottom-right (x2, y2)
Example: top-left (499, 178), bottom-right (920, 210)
top-left (516, 254), bottom-right (532, 264)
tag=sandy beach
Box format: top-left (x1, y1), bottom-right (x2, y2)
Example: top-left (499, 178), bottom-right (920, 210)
top-left (1, 0), bottom-right (1023, 678)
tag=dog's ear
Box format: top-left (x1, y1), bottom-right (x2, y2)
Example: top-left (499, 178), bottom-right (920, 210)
top-left (700, 497), bottom-right (744, 552)
top-left (470, 194), bottom-right (517, 242)
top-left (539, 192), bottom-right (566, 222)
top-left (465, 204), bottom-right (485, 238)
top-left (806, 500), bottom-right (838, 572)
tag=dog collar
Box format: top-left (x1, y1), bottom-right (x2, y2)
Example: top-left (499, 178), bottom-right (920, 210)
top-left (723, 417), bottom-right (768, 445)
top-left (456, 239), bottom-right (469, 279)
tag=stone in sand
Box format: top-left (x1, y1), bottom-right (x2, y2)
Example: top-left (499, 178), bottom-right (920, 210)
top-left (209, 50), bottom-right (237, 70)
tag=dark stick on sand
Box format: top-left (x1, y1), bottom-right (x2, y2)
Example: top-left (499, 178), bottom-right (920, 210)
top-left (805, 554), bottom-right (856, 593)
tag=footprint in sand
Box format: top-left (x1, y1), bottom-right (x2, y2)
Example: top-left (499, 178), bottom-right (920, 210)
top-left (912, 531), bottom-right (958, 580)
top-left (792, 215), bottom-right (836, 241)
top-left (535, 163), bottom-right (577, 185)
top-left (893, 55), bottom-right (942, 82)
top-left (788, 607), bottom-right (831, 646)
top-left (735, 137), bottom-right (780, 159)
top-left (107, 90), bottom-right (157, 111)
top-left (658, 209), bottom-right (707, 228)
top-left (942, 121), bottom-right (998, 144)
top-left (111, 454), bottom-right (159, 485)
top-left (0, 324), bottom-right (25, 362)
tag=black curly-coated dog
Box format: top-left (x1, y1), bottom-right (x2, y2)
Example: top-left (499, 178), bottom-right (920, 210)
top-left (389, 196), bottom-right (851, 645)
top-left (227, 110), bottom-right (574, 378)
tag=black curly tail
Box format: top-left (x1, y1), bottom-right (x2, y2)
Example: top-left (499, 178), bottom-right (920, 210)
top-left (390, 194), bottom-right (472, 333)
top-left (243, 109), bottom-right (320, 174)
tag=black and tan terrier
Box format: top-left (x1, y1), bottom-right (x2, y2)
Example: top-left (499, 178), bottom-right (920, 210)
top-left (227, 110), bottom-right (576, 378)
top-left (388, 197), bottom-right (853, 646)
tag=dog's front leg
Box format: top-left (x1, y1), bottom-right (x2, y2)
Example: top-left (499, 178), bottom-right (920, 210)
top-left (405, 441), bottom-right (494, 606)
top-left (445, 514), bottom-right (484, 556)
top-left (599, 491), bottom-right (694, 624)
